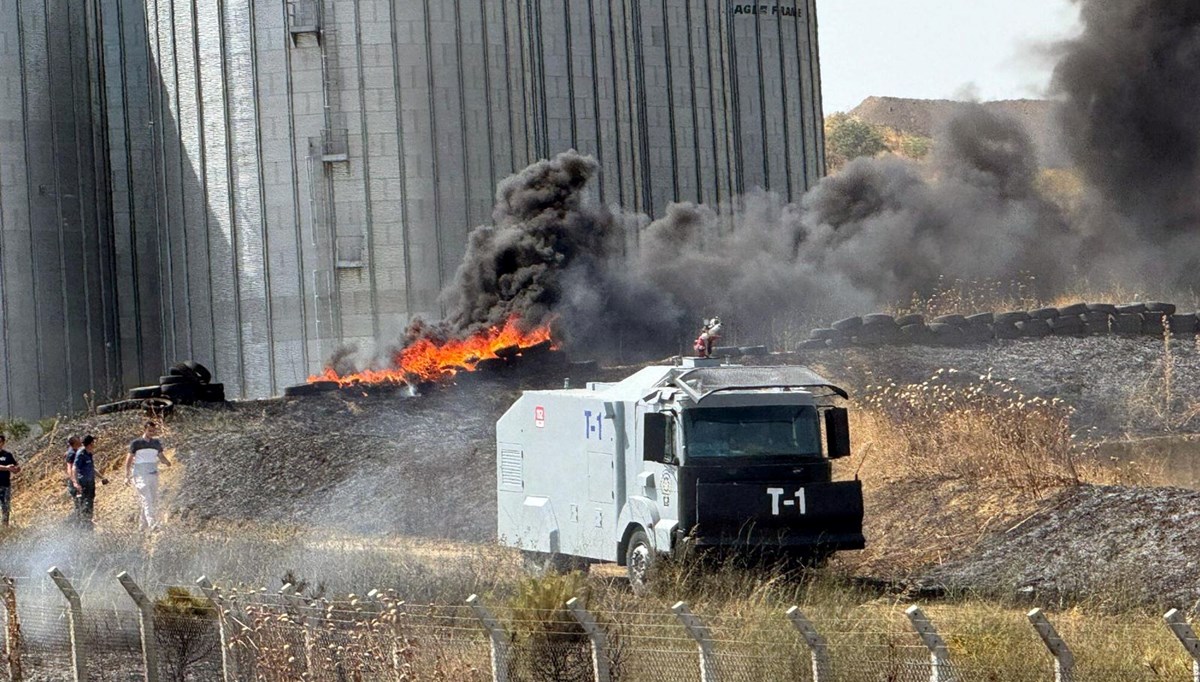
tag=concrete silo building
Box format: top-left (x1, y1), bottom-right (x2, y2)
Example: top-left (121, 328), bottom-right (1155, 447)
top-left (0, 0), bottom-right (825, 418)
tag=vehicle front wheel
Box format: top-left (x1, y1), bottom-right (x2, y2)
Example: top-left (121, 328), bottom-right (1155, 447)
top-left (625, 529), bottom-right (654, 595)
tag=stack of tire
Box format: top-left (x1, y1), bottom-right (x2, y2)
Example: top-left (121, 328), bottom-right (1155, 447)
top-left (97, 362), bottom-right (222, 415)
top-left (796, 302), bottom-right (1198, 350)
top-left (151, 362), bottom-right (225, 404)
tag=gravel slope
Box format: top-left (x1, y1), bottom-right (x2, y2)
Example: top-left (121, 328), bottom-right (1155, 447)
top-left (917, 485), bottom-right (1200, 608)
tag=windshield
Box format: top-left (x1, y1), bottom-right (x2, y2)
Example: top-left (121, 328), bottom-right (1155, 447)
top-left (683, 405), bottom-right (822, 458)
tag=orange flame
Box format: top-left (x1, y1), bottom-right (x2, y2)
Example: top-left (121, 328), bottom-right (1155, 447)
top-left (309, 316), bottom-right (556, 387)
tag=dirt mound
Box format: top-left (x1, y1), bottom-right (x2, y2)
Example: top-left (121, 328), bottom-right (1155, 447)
top-left (917, 485), bottom-right (1200, 608)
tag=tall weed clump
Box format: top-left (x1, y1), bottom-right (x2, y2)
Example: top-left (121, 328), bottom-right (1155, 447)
top-left (852, 370), bottom-right (1083, 495)
top-left (507, 572), bottom-right (600, 682)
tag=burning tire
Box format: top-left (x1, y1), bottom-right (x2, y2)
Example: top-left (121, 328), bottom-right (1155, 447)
top-left (895, 314), bottom-right (925, 327)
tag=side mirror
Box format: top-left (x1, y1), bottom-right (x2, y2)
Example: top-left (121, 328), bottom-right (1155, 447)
top-left (825, 407), bottom-right (851, 459)
top-left (643, 413), bottom-right (667, 462)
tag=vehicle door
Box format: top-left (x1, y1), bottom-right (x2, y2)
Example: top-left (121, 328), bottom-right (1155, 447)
top-left (635, 403), bottom-right (681, 535)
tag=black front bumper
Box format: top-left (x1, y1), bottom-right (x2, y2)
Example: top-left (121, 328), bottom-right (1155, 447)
top-left (691, 479), bottom-right (865, 551)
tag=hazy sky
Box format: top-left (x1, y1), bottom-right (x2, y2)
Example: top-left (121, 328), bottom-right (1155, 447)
top-left (818, 0), bottom-right (1081, 113)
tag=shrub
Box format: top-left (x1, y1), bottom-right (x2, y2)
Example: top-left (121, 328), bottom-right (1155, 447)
top-left (154, 587), bottom-right (220, 682)
top-left (508, 572), bottom-right (595, 682)
top-left (0, 420), bottom-right (30, 441)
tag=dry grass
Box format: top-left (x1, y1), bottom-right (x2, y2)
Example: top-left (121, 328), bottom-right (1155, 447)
top-left (893, 274), bottom-right (1045, 319)
top-left (850, 369), bottom-right (1086, 494)
top-left (832, 368), bottom-right (1165, 579)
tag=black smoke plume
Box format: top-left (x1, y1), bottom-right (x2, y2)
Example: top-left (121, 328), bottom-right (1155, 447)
top-left (421, 104), bottom-right (1073, 355)
top-left (628, 106), bottom-right (1074, 340)
top-left (412, 151), bottom-right (677, 355)
top-left (1052, 0), bottom-right (1200, 283)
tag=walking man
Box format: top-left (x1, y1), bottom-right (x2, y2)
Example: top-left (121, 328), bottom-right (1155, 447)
top-left (64, 435), bottom-right (81, 522)
top-left (68, 435), bottom-right (99, 530)
top-left (126, 422), bottom-right (171, 530)
top-left (0, 435), bottom-right (20, 527)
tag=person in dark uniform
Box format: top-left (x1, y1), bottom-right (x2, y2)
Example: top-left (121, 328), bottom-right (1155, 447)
top-left (64, 435), bottom-right (82, 521)
top-left (67, 435), bottom-right (100, 530)
top-left (0, 435), bottom-right (21, 527)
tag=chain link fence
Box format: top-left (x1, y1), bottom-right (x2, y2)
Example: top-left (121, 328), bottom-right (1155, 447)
top-left (0, 570), bottom-right (1198, 681)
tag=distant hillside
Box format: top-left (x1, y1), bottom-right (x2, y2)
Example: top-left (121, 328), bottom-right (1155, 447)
top-left (849, 96), bottom-right (1070, 169)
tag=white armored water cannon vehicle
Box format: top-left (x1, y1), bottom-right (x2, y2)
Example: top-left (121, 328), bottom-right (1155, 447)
top-left (496, 358), bottom-right (865, 590)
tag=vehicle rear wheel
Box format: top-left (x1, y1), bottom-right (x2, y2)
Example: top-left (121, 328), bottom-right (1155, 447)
top-left (625, 529), bottom-right (654, 595)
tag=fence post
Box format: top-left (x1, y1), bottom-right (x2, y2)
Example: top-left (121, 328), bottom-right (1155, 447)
top-left (2, 577), bottom-right (22, 682)
top-left (566, 597), bottom-right (611, 682)
top-left (196, 576), bottom-right (240, 682)
top-left (905, 606), bottom-right (957, 682)
top-left (116, 572), bottom-right (160, 682)
top-left (786, 606), bottom-right (831, 682)
top-left (47, 567), bottom-right (85, 682)
top-left (1164, 609), bottom-right (1200, 682)
top-left (1027, 609), bottom-right (1074, 682)
top-left (467, 594), bottom-right (510, 682)
top-left (672, 602), bottom-right (719, 682)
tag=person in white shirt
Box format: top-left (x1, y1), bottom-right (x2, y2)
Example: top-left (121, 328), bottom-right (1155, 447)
top-left (124, 422), bottom-right (172, 530)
